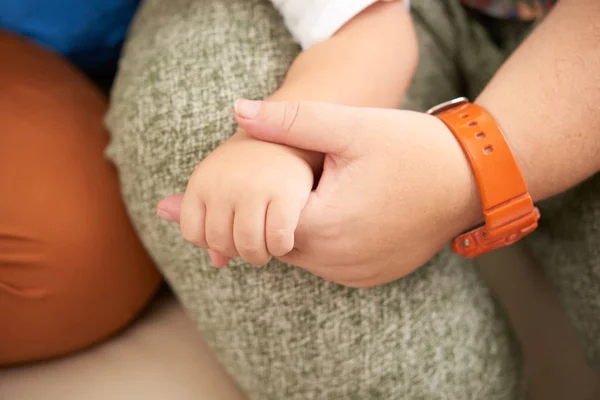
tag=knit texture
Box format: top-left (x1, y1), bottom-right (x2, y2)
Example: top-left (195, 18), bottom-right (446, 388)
top-left (526, 175), bottom-right (600, 370)
top-left (106, 0), bottom-right (526, 398)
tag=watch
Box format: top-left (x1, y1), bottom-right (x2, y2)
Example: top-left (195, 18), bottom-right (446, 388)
top-left (427, 97), bottom-right (540, 258)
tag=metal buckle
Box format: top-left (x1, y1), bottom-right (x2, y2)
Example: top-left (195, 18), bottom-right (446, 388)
top-left (426, 97), bottom-right (469, 116)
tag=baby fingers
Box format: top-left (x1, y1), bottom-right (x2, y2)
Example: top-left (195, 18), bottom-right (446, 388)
top-left (233, 200), bottom-right (271, 266)
top-left (180, 193), bottom-right (208, 249)
top-left (205, 206), bottom-right (239, 258)
top-left (265, 197), bottom-right (302, 257)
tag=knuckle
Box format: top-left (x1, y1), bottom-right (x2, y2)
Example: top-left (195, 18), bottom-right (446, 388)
top-left (207, 242), bottom-right (229, 255)
top-left (280, 102), bottom-right (300, 134)
top-left (266, 228), bottom-right (293, 256)
top-left (206, 232), bottom-right (229, 252)
top-left (180, 224), bottom-right (203, 247)
top-left (236, 241), bottom-right (270, 265)
top-left (179, 202), bottom-right (206, 247)
top-left (205, 225), bottom-right (225, 243)
top-left (236, 242), bottom-right (261, 258)
top-left (190, 163), bottom-right (207, 183)
top-left (267, 228), bottom-right (288, 242)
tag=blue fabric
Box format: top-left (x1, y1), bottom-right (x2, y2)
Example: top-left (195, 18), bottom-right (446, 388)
top-left (0, 0), bottom-right (139, 72)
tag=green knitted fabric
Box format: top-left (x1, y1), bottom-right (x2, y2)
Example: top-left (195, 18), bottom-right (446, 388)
top-left (105, 0), bottom-right (528, 398)
top-left (526, 175), bottom-right (600, 370)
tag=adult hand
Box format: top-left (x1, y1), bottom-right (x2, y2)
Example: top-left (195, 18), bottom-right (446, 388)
top-left (159, 99), bottom-right (482, 287)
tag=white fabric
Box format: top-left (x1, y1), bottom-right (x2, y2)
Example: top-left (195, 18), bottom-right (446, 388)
top-left (270, 0), bottom-right (410, 49)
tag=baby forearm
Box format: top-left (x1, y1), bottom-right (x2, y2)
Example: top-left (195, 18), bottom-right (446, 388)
top-left (235, 0), bottom-right (416, 122)
top-left (234, 1), bottom-right (417, 169)
top-left (269, 1), bottom-right (417, 108)
top-left (476, 0), bottom-right (600, 203)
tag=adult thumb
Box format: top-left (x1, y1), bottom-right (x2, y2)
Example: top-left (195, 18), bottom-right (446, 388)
top-left (234, 99), bottom-right (362, 157)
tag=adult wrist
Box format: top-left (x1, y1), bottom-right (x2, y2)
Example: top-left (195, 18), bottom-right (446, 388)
top-left (430, 116), bottom-right (483, 235)
top-left (447, 135), bottom-right (484, 235)
top-left (428, 99), bottom-right (540, 257)
top-left (473, 96), bottom-right (539, 201)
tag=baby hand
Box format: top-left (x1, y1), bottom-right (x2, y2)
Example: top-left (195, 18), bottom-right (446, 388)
top-left (178, 132), bottom-right (314, 266)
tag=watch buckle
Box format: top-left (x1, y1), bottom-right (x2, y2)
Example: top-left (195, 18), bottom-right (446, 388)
top-left (427, 97), bottom-right (470, 116)
top-left (451, 207), bottom-right (540, 258)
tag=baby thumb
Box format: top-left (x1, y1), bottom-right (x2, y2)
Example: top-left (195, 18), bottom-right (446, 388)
top-left (156, 194), bottom-right (184, 223)
top-left (157, 194), bottom-right (229, 268)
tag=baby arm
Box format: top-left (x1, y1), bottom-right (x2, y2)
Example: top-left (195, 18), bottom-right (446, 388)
top-left (268, 0), bottom-right (416, 107)
top-left (177, 0), bottom-right (417, 266)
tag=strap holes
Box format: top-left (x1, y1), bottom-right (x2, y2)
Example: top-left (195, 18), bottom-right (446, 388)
top-left (460, 113), bottom-right (469, 119)
top-left (468, 121), bottom-right (478, 127)
top-left (483, 145), bottom-right (493, 155)
top-left (475, 132), bottom-right (485, 139)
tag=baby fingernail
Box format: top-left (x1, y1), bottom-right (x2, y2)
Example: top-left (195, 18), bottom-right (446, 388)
top-left (156, 208), bottom-right (176, 222)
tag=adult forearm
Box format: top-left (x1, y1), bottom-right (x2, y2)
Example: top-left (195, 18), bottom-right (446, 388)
top-left (476, 0), bottom-right (600, 203)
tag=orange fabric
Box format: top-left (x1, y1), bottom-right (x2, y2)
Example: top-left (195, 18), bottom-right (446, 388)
top-left (0, 31), bottom-right (162, 365)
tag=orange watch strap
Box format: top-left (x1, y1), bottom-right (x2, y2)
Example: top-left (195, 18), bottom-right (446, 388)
top-left (428, 98), bottom-right (540, 258)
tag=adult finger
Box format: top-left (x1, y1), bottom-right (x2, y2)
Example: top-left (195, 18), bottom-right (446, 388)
top-left (234, 99), bottom-right (368, 157)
